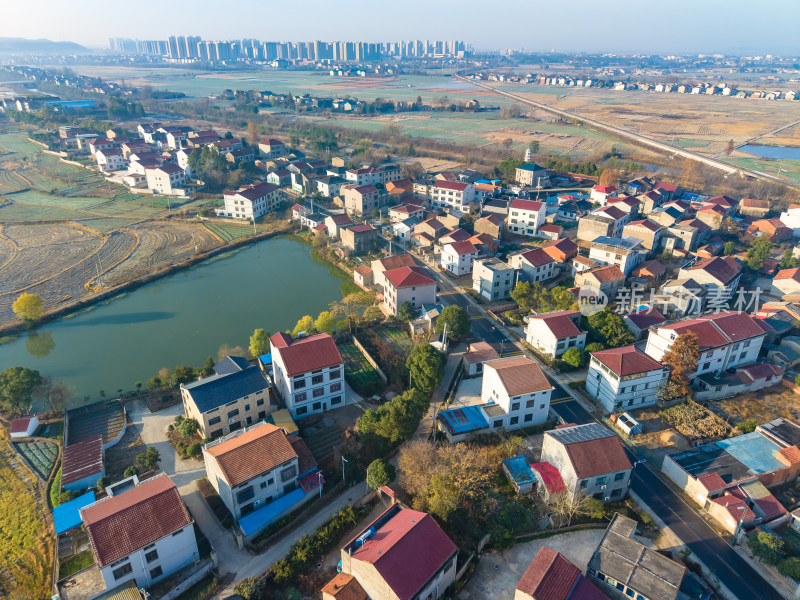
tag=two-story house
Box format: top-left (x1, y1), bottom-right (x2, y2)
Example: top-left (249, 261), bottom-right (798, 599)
top-left (340, 224), bottom-right (377, 254)
top-left (371, 254), bottom-right (418, 292)
top-left (336, 503), bottom-right (458, 600)
top-left (181, 356), bottom-right (274, 440)
top-left (645, 311), bottom-right (771, 380)
top-left (95, 148), bottom-right (127, 172)
top-left (541, 423), bottom-right (633, 502)
top-left (508, 248), bottom-right (557, 284)
top-left (622, 219), bottom-right (664, 252)
top-left (270, 332), bottom-right (346, 419)
top-left (481, 357), bottom-right (554, 430)
top-left (590, 184), bottom-right (618, 204)
top-left (145, 164), bottom-right (186, 195)
top-left (586, 345), bottom-right (668, 412)
top-left (526, 310), bottom-right (587, 358)
top-left (203, 422), bottom-right (318, 522)
top-left (515, 163), bottom-right (549, 187)
top-left (382, 265), bottom-right (438, 316)
top-left (441, 241), bottom-right (479, 276)
top-left (258, 138), bottom-right (288, 159)
top-left (507, 199), bottom-right (546, 237)
top-left (473, 258), bottom-right (515, 301)
top-left (218, 182), bottom-right (281, 220)
top-left (80, 474), bottom-right (198, 589)
top-left (345, 167), bottom-right (381, 187)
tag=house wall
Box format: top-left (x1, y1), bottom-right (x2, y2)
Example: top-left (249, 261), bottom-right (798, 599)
top-left (472, 262), bottom-right (514, 300)
top-left (64, 469), bottom-right (104, 492)
top-left (204, 450), bottom-right (300, 519)
top-left (577, 217), bottom-right (613, 243)
top-left (383, 282), bottom-right (437, 316)
top-left (100, 524), bottom-right (198, 589)
top-left (272, 356), bottom-right (346, 420)
top-left (588, 247), bottom-right (643, 277)
top-left (542, 435), bottom-right (630, 501)
top-left (525, 319), bottom-right (585, 358)
top-left (511, 255), bottom-right (556, 283)
top-left (441, 247), bottom-right (476, 276)
top-left (507, 206), bottom-right (545, 237)
top-left (182, 387), bottom-right (272, 440)
top-left (481, 367), bottom-right (551, 429)
top-left (341, 549), bottom-right (456, 600)
top-left (585, 358), bottom-right (667, 412)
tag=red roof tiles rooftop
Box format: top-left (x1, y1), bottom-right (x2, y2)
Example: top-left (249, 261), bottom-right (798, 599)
top-left (383, 266), bottom-right (436, 289)
top-left (516, 546), bottom-right (606, 600)
top-left (433, 180), bottom-right (469, 192)
top-left (321, 573), bottom-right (367, 600)
top-left (519, 247), bottom-right (555, 267)
top-left (377, 254), bottom-right (417, 271)
top-left (82, 474), bottom-right (192, 567)
top-left (510, 199), bottom-right (544, 212)
top-left (446, 241), bottom-right (478, 255)
top-left (584, 265), bottom-right (625, 284)
top-left (593, 185), bottom-right (618, 193)
top-left (485, 357), bottom-right (553, 396)
top-left (270, 332), bottom-right (343, 377)
top-left (9, 416), bottom-right (35, 434)
top-left (686, 256), bottom-right (741, 284)
top-left (591, 345), bottom-right (664, 377)
top-left (530, 462), bottom-right (567, 494)
top-left (62, 436), bottom-right (104, 486)
top-left (697, 473), bottom-right (727, 493)
top-left (530, 310), bottom-right (584, 339)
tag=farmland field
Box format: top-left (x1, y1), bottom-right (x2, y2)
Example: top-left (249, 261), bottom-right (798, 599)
top-left (0, 435), bottom-right (53, 600)
top-left (12, 441), bottom-right (59, 481)
top-left (375, 324), bottom-right (416, 355)
top-left (203, 221), bottom-right (257, 242)
top-left (340, 342), bottom-right (383, 396)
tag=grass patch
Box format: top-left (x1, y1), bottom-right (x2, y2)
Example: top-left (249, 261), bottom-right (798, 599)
top-left (0, 335), bottom-right (19, 345)
top-left (59, 549), bottom-right (94, 579)
top-left (172, 573), bottom-right (218, 600)
top-left (49, 466), bottom-right (62, 508)
top-left (0, 437), bottom-right (53, 600)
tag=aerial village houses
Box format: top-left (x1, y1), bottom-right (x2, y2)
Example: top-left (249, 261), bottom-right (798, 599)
top-left (587, 236), bottom-right (644, 276)
top-left (515, 547), bottom-right (607, 600)
top-left (218, 181), bottom-right (281, 220)
top-left (343, 184), bottom-right (381, 216)
top-left (181, 356), bottom-right (274, 440)
top-left (440, 240), bottom-right (478, 276)
top-left (586, 345), bottom-right (668, 412)
top-left (508, 248), bottom-right (557, 283)
top-left (507, 199), bottom-right (546, 237)
top-left (381, 265), bottom-right (438, 316)
top-left (80, 474), bottom-right (199, 590)
top-left (428, 180), bottom-right (476, 212)
top-left (515, 162), bottom-right (549, 187)
top-left (541, 422), bottom-right (633, 502)
top-left (270, 332), bottom-right (346, 419)
top-left (473, 258), bottom-right (515, 301)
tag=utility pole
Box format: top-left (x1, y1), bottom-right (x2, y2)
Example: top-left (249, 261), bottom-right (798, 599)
top-left (341, 456), bottom-right (349, 485)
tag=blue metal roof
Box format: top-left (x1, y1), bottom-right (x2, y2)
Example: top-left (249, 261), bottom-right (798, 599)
top-left (716, 433), bottom-right (784, 474)
top-left (182, 365), bottom-right (270, 413)
top-left (53, 491), bottom-right (96, 534)
top-left (437, 405), bottom-right (489, 435)
top-left (502, 455), bottom-right (537, 486)
top-left (258, 353), bottom-right (273, 366)
top-left (238, 487), bottom-right (307, 536)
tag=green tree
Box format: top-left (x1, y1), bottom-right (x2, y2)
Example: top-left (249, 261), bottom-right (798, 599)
top-left (358, 389), bottom-right (429, 450)
top-left (435, 305), bottom-right (470, 340)
top-left (96, 476), bottom-right (109, 492)
top-left (315, 311), bottom-right (336, 334)
top-left (187, 443), bottom-right (202, 458)
top-left (0, 367), bottom-right (43, 412)
top-left (662, 332), bottom-right (700, 398)
top-left (585, 342), bottom-right (606, 353)
top-left (398, 301), bottom-right (416, 322)
top-left (313, 230), bottom-right (329, 249)
top-left (124, 465), bottom-right (139, 478)
top-left (292, 315), bottom-right (315, 337)
top-left (12, 292), bottom-right (44, 322)
top-left (201, 356), bottom-right (215, 377)
top-left (778, 557), bottom-right (800, 579)
top-left (497, 157), bottom-right (524, 181)
top-left (406, 345), bottom-right (445, 393)
top-left (586, 308), bottom-right (634, 348)
top-left (366, 458), bottom-right (396, 489)
top-left (583, 497), bottom-right (606, 520)
top-left (172, 365), bottom-right (196, 386)
top-left (179, 418), bottom-right (200, 438)
top-left (137, 446), bottom-right (161, 471)
top-left (747, 531), bottom-right (785, 565)
top-left (249, 328), bottom-right (270, 358)
top-left (746, 237), bottom-right (772, 271)
top-left (510, 281), bottom-right (533, 309)
top-left (528, 141), bottom-right (540, 154)
top-left (723, 241), bottom-right (736, 256)
top-left (562, 347), bottom-right (586, 369)
top-left (780, 249), bottom-right (799, 269)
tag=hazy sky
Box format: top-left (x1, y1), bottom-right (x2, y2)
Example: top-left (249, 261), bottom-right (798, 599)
top-left (3, 0), bottom-right (799, 55)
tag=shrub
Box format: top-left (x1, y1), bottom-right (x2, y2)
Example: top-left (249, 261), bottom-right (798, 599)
top-left (747, 531), bottom-right (786, 565)
top-left (778, 556), bottom-right (800, 579)
top-left (179, 418), bottom-right (200, 438)
top-left (174, 415), bottom-right (184, 425)
top-left (736, 420), bottom-right (758, 434)
top-left (233, 576), bottom-right (266, 600)
top-left (124, 466), bottom-right (139, 478)
top-left (187, 443), bottom-right (202, 458)
top-left (221, 515), bottom-right (233, 529)
top-left (96, 476), bottom-right (109, 493)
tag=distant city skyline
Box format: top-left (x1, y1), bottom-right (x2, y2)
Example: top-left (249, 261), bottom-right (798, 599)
top-left (2, 0), bottom-right (799, 55)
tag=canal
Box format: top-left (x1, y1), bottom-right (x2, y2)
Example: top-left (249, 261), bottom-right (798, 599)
top-left (0, 237), bottom-right (343, 408)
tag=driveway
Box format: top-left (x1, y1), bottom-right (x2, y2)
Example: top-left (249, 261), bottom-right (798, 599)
top-left (459, 528), bottom-right (607, 600)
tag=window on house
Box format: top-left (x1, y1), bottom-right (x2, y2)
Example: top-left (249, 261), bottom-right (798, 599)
top-left (208, 416), bottom-right (221, 426)
top-left (493, 420), bottom-right (503, 428)
top-left (331, 396), bottom-right (342, 405)
top-left (580, 480), bottom-right (587, 488)
top-left (294, 379), bottom-right (306, 390)
top-left (524, 414), bottom-right (533, 423)
top-left (330, 382), bottom-right (342, 393)
top-left (257, 399), bottom-right (264, 406)
top-left (596, 476), bottom-right (607, 486)
top-left (511, 402), bottom-right (520, 411)
top-left (145, 548), bottom-right (159, 563)
top-left (614, 472), bottom-right (625, 481)
top-left (227, 409), bottom-right (240, 419)
top-left (311, 375), bottom-right (324, 385)
top-left (312, 387), bottom-right (325, 398)
top-left (294, 392), bottom-right (307, 403)
top-left (510, 416), bottom-right (519, 425)
top-left (112, 563), bottom-right (133, 580)
top-left (281, 466), bottom-right (297, 482)
top-left (237, 487), bottom-right (255, 504)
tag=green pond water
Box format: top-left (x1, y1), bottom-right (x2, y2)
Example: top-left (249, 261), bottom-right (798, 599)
top-left (0, 237), bottom-right (342, 409)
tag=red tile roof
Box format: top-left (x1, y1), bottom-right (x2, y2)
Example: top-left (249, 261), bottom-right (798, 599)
top-left (686, 256), bottom-right (741, 284)
top-left (592, 185), bottom-right (617, 193)
top-left (205, 423), bottom-right (305, 487)
top-left (530, 462), bottom-right (567, 494)
top-left (658, 311), bottom-right (768, 349)
top-left (697, 473), bottom-right (727, 492)
top-left (347, 507), bottom-right (457, 600)
top-left (485, 357), bottom-right (553, 396)
top-left (377, 254), bottom-right (417, 271)
top-left (82, 474), bottom-right (192, 567)
top-left (352, 184), bottom-right (378, 194)
top-left (516, 547), bottom-right (580, 600)
top-left (321, 573), bottom-right (367, 600)
top-left (777, 446), bottom-right (800, 466)
top-left (446, 241), bottom-right (478, 256)
top-left (530, 310), bottom-right (584, 339)
top-left (510, 199), bottom-right (544, 212)
top-left (383, 266), bottom-right (436, 289)
top-left (538, 224), bottom-right (562, 234)
top-left (584, 265), bottom-right (625, 284)
top-left (626, 219), bottom-right (661, 232)
top-left (519, 247), bottom-right (555, 267)
top-left (594, 205), bottom-right (626, 220)
top-left (590, 345), bottom-right (664, 377)
top-left (542, 238), bottom-right (579, 261)
top-left (774, 268), bottom-right (800, 282)
top-left (711, 494), bottom-right (756, 522)
top-left (348, 224), bottom-right (374, 234)
top-left (741, 198), bottom-right (770, 209)
top-left (655, 182), bottom-right (678, 192)
top-left (440, 228), bottom-right (472, 243)
top-left (270, 332), bottom-right (343, 377)
top-left (433, 180), bottom-right (469, 192)
top-left (9, 416), bottom-right (35, 434)
top-left (625, 307), bottom-right (666, 330)
top-left (552, 426), bottom-right (632, 479)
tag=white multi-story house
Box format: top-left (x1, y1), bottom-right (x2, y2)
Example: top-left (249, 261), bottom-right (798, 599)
top-left (481, 357), bottom-right (554, 430)
top-left (508, 248), bottom-right (556, 283)
top-left (371, 254), bottom-right (418, 292)
top-left (95, 148), bottom-right (127, 172)
top-left (343, 184), bottom-right (381, 216)
top-left (441, 241), bottom-right (478, 276)
top-left (507, 199), bottom-right (546, 237)
top-left (526, 310), bottom-right (587, 358)
top-left (203, 422), bottom-right (319, 521)
top-left (145, 164), bottom-right (186, 195)
top-left (316, 176), bottom-right (347, 198)
top-left (541, 423), bottom-right (632, 502)
top-left (592, 205), bottom-right (631, 237)
top-left (473, 258), bottom-right (515, 301)
top-left (644, 311), bottom-right (770, 379)
top-left (429, 180), bottom-right (476, 212)
top-left (586, 345), bottom-right (668, 412)
top-left (590, 185), bottom-right (618, 204)
top-left (270, 332), bottom-right (346, 419)
top-left (218, 182), bottom-right (281, 220)
top-left (80, 474), bottom-right (198, 589)
top-left (588, 236), bottom-right (645, 276)
top-left (382, 265), bottom-right (438, 316)
top-left (345, 167), bottom-right (381, 186)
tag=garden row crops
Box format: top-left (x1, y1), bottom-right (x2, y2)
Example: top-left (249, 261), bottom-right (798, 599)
top-left (376, 325), bottom-right (416, 354)
top-left (340, 343), bottom-right (383, 396)
top-left (203, 221), bottom-right (255, 242)
top-left (12, 441), bottom-right (58, 481)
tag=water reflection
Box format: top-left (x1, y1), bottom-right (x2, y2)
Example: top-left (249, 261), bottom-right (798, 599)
top-left (26, 331), bottom-right (55, 358)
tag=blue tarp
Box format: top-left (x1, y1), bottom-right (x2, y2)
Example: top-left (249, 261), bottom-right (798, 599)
top-left (53, 491), bottom-right (95, 534)
top-left (716, 432), bottom-right (784, 474)
top-left (238, 487), bottom-right (307, 537)
top-left (502, 455), bottom-right (537, 487)
top-left (258, 353), bottom-right (272, 366)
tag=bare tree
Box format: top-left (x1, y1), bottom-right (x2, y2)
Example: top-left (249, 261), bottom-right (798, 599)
top-left (550, 491), bottom-right (590, 527)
